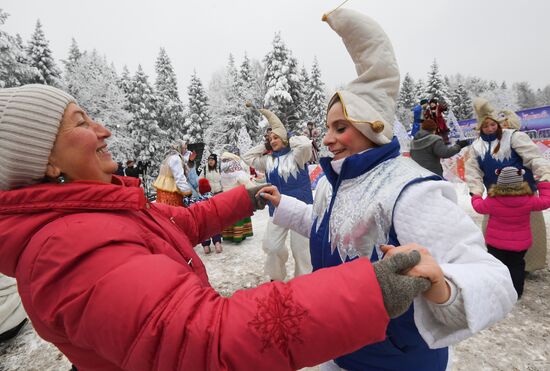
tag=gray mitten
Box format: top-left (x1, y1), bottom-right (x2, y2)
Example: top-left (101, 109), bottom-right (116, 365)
top-left (246, 183), bottom-right (271, 210)
top-left (372, 250), bottom-right (432, 318)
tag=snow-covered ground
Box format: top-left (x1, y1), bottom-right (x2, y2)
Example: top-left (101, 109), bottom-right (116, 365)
top-left (1, 182), bottom-right (549, 370)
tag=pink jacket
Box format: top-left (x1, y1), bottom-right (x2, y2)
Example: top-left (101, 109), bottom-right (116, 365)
top-left (471, 182), bottom-right (550, 251)
top-left (0, 176), bottom-right (389, 371)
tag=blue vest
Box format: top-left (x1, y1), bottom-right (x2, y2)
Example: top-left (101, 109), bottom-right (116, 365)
top-left (266, 146), bottom-right (313, 216)
top-left (311, 140), bottom-right (448, 371)
top-left (475, 133), bottom-right (536, 191)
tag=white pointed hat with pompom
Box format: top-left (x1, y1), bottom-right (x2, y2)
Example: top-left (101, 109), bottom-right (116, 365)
top-left (323, 8), bottom-right (400, 145)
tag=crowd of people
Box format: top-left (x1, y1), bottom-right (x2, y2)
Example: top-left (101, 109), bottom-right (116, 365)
top-left (0, 6), bottom-right (548, 371)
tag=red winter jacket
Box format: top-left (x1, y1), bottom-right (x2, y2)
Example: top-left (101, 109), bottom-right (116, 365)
top-left (0, 176), bottom-right (389, 371)
top-left (471, 182), bottom-right (550, 251)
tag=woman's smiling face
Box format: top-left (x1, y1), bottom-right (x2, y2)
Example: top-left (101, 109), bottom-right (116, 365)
top-left (323, 101), bottom-right (374, 160)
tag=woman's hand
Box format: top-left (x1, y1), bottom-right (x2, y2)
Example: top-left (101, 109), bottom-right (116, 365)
top-left (256, 185), bottom-right (282, 207)
top-left (381, 244), bottom-right (451, 304)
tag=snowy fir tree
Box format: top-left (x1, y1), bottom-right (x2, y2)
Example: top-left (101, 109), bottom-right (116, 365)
top-left (0, 10), bottom-right (37, 87)
top-left (239, 53), bottom-right (263, 142)
top-left (118, 65), bottom-right (133, 98)
top-left (397, 73), bottom-right (417, 110)
top-left (307, 57), bottom-right (327, 136)
top-left (184, 71), bottom-right (210, 143)
top-left (514, 82), bottom-right (537, 109)
top-left (62, 50), bottom-right (132, 162)
top-left (536, 85), bottom-right (550, 107)
top-left (296, 65), bottom-right (311, 130)
top-left (424, 59), bottom-right (450, 104)
top-left (237, 125), bottom-right (253, 155)
top-left (126, 65), bottom-right (166, 169)
top-left (450, 83), bottom-right (473, 121)
top-left (155, 47), bottom-right (185, 139)
top-left (480, 88), bottom-right (519, 112)
top-left (62, 38), bottom-right (83, 73)
top-left (26, 19), bottom-right (61, 86)
top-left (396, 73), bottom-right (417, 127)
top-left (414, 79), bottom-right (425, 102)
top-left (263, 32), bottom-right (303, 133)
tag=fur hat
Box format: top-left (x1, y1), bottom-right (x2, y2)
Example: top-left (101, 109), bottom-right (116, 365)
top-left (0, 84), bottom-right (76, 190)
top-left (498, 110), bottom-right (521, 130)
top-left (258, 109), bottom-right (288, 143)
top-left (323, 8), bottom-right (399, 146)
top-left (198, 178), bottom-right (211, 194)
top-left (473, 98), bottom-right (500, 130)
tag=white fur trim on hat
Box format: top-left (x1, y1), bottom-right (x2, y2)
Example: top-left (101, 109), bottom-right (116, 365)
top-left (258, 108), bottom-right (287, 143)
top-left (498, 109), bottom-right (521, 130)
top-left (0, 84), bottom-right (75, 190)
top-left (323, 8), bottom-right (399, 145)
top-left (473, 97), bottom-right (500, 130)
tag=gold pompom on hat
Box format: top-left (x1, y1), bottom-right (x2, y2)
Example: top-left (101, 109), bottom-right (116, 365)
top-left (473, 97), bottom-right (500, 130)
top-left (322, 7), bottom-right (400, 145)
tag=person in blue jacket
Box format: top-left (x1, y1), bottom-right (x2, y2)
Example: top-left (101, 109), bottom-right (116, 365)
top-left (258, 7), bottom-right (517, 371)
top-left (411, 98), bottom-right (428, 137)
top-left (243, 109), bottom-right (313, 281)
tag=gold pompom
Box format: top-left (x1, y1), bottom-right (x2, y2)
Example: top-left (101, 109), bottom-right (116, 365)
top-left (245, 101), bottom-right (253, 108)
top-left (371, 121), bottom-right (384, 133)
top-left (321, 14), bottom-right (328, 22)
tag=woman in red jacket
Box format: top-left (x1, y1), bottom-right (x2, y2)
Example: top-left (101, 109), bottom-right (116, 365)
top-left (0, 84), bottom-right (429, 371)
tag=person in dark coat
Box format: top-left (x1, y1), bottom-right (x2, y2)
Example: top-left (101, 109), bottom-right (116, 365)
top-left (424, 98), bottom-right (450, 144)
top-left (123, 160), bottom-right (140, 178)
top-left (410, 119), bottom-right (469, 177)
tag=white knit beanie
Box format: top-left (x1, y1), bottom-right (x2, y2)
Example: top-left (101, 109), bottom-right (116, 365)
top-left (0, 84), bottom-right (75, 190)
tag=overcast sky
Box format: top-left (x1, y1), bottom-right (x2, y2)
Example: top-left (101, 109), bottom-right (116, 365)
top-left (3, 0), bottom-right (550, 97)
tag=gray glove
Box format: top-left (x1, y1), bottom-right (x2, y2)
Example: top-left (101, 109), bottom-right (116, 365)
top-left (246, 183), bottom-right (271, 211)
top-left (456, 139), bottom-right (470, 148)
top-left (372, 250), bottom-right (432, 318)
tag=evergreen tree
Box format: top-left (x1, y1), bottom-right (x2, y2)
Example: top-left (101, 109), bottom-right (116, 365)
top-left (62, 50), bottom-right (133, 161)
top-left (514, 82), bottom-right (537, 109)
top-left (118, 65), bottom-right (133, 98)
top-left (501, 81), bottom-right (507, 90)
top-left (450, 83), bottom-right (473, 121)
top-left (536, 85), bottom-right (550, 107)
top-left (297, 65), bottom-right (311, 129)
top-left (263, 32), bottom-right (303, 133)
top-left (307, 57), bottom-right (327, 136)
top-left (0, 10), bottom-right (37, 87)
top-left (414, 79), bottom-right (425, 101)
top-left (62, 38), bottom-right (83, 72)
top-left (424, 59), bottom-right (450, 104)
top-left (239, 53), bottom-right (262, 141)
top-left (154, 47), bottom-right (185, 139)
top-left (126, 65), bottom-right (165, 168)
top-left (397, 73), bottom-right (417, 109)
top-left (184, 71), bottom-right (210, 143)
top-left (26, 19), bottom-right (61, 85)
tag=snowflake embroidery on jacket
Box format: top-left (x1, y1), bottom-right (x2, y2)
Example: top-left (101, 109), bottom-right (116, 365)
top-left (248, 285), bottom-right (308, 353)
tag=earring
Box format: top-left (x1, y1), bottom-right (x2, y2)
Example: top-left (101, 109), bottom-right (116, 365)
top-left (57, 175), bottom-right (66, 184)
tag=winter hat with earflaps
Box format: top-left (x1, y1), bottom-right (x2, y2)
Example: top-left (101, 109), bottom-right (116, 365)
top-left (0, 84), bottom-right (75, 191)
top-left (473, 97), bottom-right (500, 130)
top-left (322, 8), bottom-right (400, 145)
